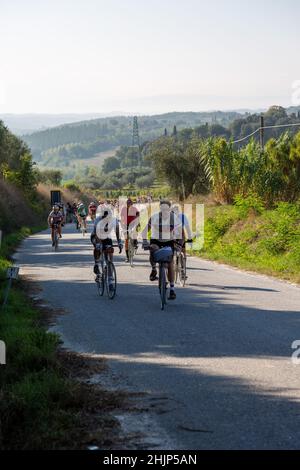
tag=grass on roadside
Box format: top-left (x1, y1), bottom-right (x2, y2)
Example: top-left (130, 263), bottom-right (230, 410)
top-left (0, 228), bottom-right (122, 449)
top-left (194, 197), bottom-right (300, 284)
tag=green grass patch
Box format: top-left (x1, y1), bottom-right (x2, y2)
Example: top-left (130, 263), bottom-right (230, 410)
top-left (197, 198), bottom-right (300, 283)
top-left (0, 227), bottom-right (115, 449)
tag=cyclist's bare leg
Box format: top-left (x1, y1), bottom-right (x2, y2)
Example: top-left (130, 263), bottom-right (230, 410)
top-left (167, 261), bottom-right (175, 285)
top-left (93, 245), bottom-right (101, 276)
top-left (149, 244), bottom-right (159, 280)
top-left (125, 233), bottom-right (129, 261)
top-left (150, 244), bottom-right (160, 267)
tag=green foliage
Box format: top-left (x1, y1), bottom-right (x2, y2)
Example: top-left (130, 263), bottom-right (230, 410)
top-left (37, 169), bottom-right (62, 186)
top-left (135, 172), bottom-right (155, 188)
top-left (63, 181), bottom-right (81, 193)
top-left (0, 227), bottom-right (109, 449)
top-left (234, 194), bottom-right (265, 219)
top-left (200, 202), bottom-right (300, 283)
top-left (0, 121), bottom-right (38, 200)
top-left (199, 131), bottom-right (300, 205)
top-left (147, 136), bottom-right (209, 200)
top-left (102, 156), bottom-right (121, 174)
top-left (204, 207), bottom-right (239, 249)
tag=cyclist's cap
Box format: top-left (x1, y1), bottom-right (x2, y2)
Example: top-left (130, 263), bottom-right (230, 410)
top-left (160, 199), bottom-right (171, 207)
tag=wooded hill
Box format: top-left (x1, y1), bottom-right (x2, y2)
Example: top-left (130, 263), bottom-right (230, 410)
top-left (22, 111), bottom-right (242, 167)
top-left (20, 106), bottom-right (300, 175)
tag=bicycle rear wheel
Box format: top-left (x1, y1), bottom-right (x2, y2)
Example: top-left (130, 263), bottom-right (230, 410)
top-left (106, 261), bottom-right (117, 299)
top-left (159, 263), bottom-right (167, 310)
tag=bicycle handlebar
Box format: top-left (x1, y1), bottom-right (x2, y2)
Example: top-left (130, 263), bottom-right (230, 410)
top-left (100, 243), bottom-right (123, 254)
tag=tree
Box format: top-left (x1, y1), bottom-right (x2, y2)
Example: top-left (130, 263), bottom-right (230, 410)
top-left (102, 156), bottom-right (121, 174)
top-left (38, 169), bottom-right (62, 186)
top-left (147, 136), bottom-right (209, 200)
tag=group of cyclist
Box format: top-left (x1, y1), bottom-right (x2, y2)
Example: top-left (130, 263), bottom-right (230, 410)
top-left (48, 197), bottom-right (193, 300)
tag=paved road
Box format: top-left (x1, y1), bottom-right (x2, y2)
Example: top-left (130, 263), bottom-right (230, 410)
top-left (15, 223), bottom-right (300, 449)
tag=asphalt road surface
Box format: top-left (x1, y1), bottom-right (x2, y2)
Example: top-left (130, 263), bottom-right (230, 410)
top-left (15, 223), bottom-right (300, 450)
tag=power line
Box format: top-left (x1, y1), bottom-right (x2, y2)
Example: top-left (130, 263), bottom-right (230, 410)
top-left (232, 122), bottom-right (300, 144)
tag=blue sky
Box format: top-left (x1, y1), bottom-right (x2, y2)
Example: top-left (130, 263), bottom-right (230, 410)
top-left (0, 0), bottom-right (299, 113)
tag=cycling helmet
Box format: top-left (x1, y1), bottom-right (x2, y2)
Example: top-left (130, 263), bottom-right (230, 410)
top-left (160, 199), bottom-right (171, 208)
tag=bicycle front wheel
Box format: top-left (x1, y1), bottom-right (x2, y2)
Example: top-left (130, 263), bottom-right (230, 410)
top-left (106, 261), bottom-right (117, 299)
top-left (159, 263), bottom-right (167, 310)
top-left (96, 265), bottom-right (105, 297)
top-left (175, 254), bottom-right (180, 284)
top-left (54, 231), bottom-right (59, 251)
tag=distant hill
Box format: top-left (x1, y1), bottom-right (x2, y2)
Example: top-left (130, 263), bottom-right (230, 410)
top-left (0, 113), bottom-right (127, 135)
top-left (21, 111), bottom-right (243, 169)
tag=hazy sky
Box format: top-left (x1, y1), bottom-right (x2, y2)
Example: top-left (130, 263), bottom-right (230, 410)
top-left (0, 0), bottom-right (300, 114)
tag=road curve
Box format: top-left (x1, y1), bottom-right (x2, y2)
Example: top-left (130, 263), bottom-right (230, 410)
top-left (15, 223), bottom-right (300, 450)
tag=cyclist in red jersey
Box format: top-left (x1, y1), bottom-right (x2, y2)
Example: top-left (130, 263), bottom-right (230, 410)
top-left (88, 201), bottom-right (98, 221)
top-left (120, 198), bottom-right (140, 263)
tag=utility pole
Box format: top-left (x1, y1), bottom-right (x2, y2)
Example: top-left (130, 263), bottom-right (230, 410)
top-left (260, 115), bottom-right (265, 151)
top-left (132, 116), bottom-right (141, 167)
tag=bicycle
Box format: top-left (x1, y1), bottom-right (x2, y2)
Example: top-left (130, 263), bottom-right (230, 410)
top-left (78, 216), bottom-right (87, 236)
top-left (95, 243), bottom-right (122, 300)
top-left (144, 245), bottom-right (173, 310)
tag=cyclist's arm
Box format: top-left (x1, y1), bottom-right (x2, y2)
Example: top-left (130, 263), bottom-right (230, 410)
top-left (115, 218), bottom-right (121, 243)
top-left (183, 214), bottom-right (193, 240)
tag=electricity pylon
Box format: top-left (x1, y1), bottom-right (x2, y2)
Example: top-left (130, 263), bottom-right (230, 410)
top-left (132, 116), bottom-right (141, 167)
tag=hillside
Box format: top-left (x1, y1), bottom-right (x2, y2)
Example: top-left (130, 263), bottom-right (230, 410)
top-left (21, 111), bottom-right (243, 168)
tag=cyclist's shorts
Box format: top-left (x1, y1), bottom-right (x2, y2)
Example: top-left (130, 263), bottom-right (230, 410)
top-left (153, 246), bottom-right (173, 263)
top-left (150, 239), bottom-right (175, 253)
top-left (97, 238), bottom-right (113, 252)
